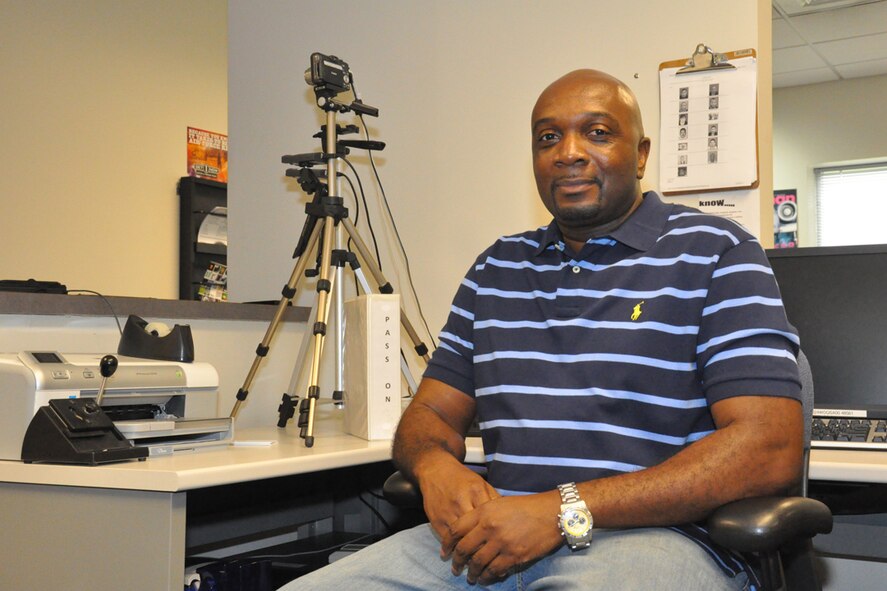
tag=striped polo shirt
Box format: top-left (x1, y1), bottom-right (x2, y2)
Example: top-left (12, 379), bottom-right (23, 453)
top-left (423, 191), bottom-right (800, 584)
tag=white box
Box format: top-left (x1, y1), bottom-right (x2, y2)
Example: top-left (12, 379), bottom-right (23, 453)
top-left (343, 294), bottom-right (402, 440)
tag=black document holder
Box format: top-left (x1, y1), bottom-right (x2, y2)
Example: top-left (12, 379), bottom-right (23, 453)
top-left (21, 398), bottom-right (147, 465)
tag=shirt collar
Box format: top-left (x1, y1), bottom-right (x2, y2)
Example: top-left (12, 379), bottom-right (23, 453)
top-left (533, 191), bottom-right (671, 256)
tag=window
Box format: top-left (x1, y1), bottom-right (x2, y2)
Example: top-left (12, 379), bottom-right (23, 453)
top-left (816, 162), bottom-right (887, 246)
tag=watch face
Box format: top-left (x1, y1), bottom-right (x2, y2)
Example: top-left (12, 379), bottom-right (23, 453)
top-left (561, 508), bottom-right (591, 537)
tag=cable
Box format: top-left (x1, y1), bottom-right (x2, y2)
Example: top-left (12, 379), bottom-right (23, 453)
top-left (234, 533), bottom-right (376, 560)
top-left (66, 289), bottom-right (124, 335)
top-left (340, 171), bottom-right (361, 232)
top-left (357, 491), bottom-right (392, 533)
top-left (356, 112), bottom-right (438, 349)
top-left (346, 79), bottom-right (383, 269)
top-left (363, 489), bottom-right (386, 501)
top-left (348, 77), bottom-right (437, 348)
top-left (343, 157), bottom-right (383, 267)
top-left (339, 171), bottom-right (363, 294)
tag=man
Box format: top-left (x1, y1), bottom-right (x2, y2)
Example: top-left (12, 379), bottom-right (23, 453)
top-left (286, 69), bottom-right (802, 590)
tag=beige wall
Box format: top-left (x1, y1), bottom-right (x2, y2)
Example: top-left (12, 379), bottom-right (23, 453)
top-left (773, 74), bottom-right (887, 247)
top-left (0, 0), bottom-right (227, 298)
top-left (0, 0), bottom-right (774, 316)
top-left (228, 0), bottom-right (773, 337)
top-left (757, 7), bottom-right (774, 247)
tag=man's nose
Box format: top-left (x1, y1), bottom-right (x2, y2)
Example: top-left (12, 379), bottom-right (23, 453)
top-left (555, 133), bottom-right (586, 166)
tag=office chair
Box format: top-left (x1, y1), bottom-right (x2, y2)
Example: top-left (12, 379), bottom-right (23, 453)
top-left (383, 351), bottom-right (832, 591)
top-left (706, 350), bottom-right (832, 591)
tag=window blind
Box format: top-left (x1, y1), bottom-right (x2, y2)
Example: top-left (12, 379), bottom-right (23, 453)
top-left (816, 162), bottom-right (887, 246)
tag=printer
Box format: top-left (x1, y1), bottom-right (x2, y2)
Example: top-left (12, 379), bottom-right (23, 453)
top-left (0, 351), bottom-right (233, 460)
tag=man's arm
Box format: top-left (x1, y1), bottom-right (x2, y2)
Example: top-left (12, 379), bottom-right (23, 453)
top-left (392, 377), bottom-right (500, 542)
top-left (580, 394), bottom-right (803, 526)
top-left (444, 394), bottom-right (804, 585)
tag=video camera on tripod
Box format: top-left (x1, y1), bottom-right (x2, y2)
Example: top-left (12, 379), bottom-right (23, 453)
top-left (303, 52), bottom-right (378, 117)
top-left (305, 53), bottom-right (351, 95)
top-left (229, 52), bottom-right (429, 447)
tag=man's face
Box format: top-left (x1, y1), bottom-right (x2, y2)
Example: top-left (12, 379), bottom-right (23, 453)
top-left (531, 72), bottom-right (650, 238)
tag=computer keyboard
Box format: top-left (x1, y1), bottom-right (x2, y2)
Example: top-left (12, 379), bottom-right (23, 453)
top-left (811, 416), bottom-right (887, 450)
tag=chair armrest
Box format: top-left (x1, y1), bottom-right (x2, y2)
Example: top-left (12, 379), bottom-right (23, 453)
top-left (707, 496), bottom-right (833, 553)
top-left (383, 471), bottom-right (423, 507)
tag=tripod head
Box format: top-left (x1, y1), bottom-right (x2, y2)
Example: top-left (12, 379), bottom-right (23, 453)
top-left (284, 167), bottom-right (350, 260)
top-left (286, 166), bottom-right (328, 197)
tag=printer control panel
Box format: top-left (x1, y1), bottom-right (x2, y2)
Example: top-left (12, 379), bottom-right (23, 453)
top-left (27, 352), bottom-right (98, 383)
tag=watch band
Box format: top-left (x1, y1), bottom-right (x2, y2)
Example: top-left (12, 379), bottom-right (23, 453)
top-left (558, 482), bottom-right (582, 504)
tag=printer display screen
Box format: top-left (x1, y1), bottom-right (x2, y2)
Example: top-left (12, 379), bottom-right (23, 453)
top-left (31, 352), bottom-right (62, 364)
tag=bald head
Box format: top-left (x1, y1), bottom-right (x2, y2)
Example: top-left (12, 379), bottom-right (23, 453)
top-left (533, 69), bottom-right (645, 140)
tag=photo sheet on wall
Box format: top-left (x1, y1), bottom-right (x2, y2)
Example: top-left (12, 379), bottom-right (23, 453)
top-left (658, 51), bottom-right (758, 195)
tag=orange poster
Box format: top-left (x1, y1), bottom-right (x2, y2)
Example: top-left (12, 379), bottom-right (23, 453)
top-left (187, 127), bottom-right (228, 183)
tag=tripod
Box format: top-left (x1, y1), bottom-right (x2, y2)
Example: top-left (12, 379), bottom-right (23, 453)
top-left (230, 72), bottom-right (430, 447)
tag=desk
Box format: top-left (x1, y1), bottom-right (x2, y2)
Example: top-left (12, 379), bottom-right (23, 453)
top-left (0, 409), bottom-right (393, 590)
top-left (4, 420), bottom-right (887, 590)
top-left (806, 449), bottom-right (887, 590)
top-left (809, 448), bottom-right (887, 484)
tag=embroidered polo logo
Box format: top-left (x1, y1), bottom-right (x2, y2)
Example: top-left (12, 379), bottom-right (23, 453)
top-left (631, 301), bottom-right (645, 321)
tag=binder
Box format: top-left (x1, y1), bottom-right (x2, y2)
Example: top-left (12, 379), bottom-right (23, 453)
top-left (343, 294), bottom-right (402, 441)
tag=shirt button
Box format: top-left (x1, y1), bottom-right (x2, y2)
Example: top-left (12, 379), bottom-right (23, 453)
top-left (572, 266), bottom-right (581, 274)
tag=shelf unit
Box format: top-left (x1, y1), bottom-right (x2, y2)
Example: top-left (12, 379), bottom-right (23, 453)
top-left (178, 176), bottom-right (227, 300)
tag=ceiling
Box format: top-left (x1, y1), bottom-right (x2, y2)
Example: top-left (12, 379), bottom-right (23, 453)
top-left (772, 0), bottom-right (887, 87)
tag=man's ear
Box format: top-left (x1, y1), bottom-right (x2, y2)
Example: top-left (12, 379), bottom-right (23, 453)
top-left (637, 136), bottom-right (652, 179)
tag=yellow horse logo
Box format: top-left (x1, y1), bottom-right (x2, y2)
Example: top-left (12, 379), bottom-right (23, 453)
top-left (631, 301), bottom-right (645, 321)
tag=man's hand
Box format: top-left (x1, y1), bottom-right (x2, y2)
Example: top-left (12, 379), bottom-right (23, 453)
top-left (416, 456), bottom-right (500, 542)
top-left (440, 492), bottom-right (563, 586)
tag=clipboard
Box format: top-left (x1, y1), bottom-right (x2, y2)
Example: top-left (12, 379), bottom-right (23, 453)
top-left (658, 44), bottom-right (759, 196)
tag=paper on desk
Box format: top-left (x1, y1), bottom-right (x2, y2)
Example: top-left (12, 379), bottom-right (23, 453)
top-left (232, 440), bottom-right (277, 447)
top-left (198, 206), bottom-right (228, 247)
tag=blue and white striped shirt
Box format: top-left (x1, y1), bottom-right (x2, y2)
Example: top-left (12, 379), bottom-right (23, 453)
top-left (424, 192), bottom-right (800, 584)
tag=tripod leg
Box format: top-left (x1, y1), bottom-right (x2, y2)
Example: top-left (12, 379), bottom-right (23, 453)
top-left (333, 224), bottom-right (346, 407)
top-left (340, 218), bottom-right (392, 292)
top-left (340, 218), bottom-right (431, 362)
top-left (277, 295), bottom-right (319, 427)
top-left (400, 353), bottom-right (419, 396)
top-left (299, 216), bottom-right (338, 446)
top-left (230, 223), bottom-right (322, 419)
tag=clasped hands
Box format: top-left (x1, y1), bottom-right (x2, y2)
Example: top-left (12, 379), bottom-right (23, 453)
top-left (419, 460), bottom-right (563, 586)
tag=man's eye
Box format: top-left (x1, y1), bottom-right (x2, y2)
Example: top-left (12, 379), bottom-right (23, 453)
top-left (588, 128), bottom-right (609, 137)
top-left (538, 132), bottom-right (559, 143)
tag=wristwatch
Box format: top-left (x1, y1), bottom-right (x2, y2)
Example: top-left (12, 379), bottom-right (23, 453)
top-left (557, 482), bottom-right (593, 550)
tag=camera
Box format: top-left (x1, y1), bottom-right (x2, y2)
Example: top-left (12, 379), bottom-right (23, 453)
top-left (305, 53), bottom-right (351, 94)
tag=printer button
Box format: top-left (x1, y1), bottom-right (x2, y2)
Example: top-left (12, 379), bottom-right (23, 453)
top-left (51, 370), bottom-right (70, 380)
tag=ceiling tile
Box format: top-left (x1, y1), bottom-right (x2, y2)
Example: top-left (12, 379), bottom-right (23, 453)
top-left (773, 68), bottom-right (841, 87)
top-left (773, 0), bottom-right (882, 17)
top-left (789, 1), bottom-right (887, 44)
top-left (773, 18), bottom-right (806, 48)
top-left (835, 57), bottom-right (887, 77)
top-left (774, 45), bottom-right (831, 73)
top-left (815, 31), bottom-right (887, 64)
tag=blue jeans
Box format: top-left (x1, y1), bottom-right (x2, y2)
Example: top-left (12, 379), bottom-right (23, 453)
top-left (280, 524), bottom-right (750, 590)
